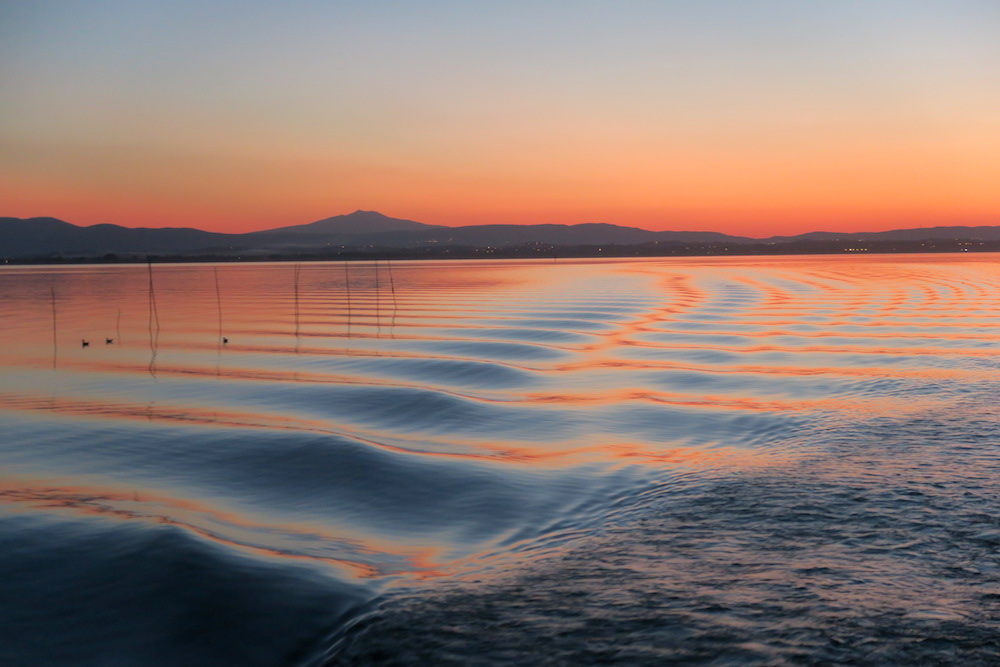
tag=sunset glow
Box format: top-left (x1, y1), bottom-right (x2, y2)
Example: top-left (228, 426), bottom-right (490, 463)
top-left (2, 2), bottom-right (999, 235)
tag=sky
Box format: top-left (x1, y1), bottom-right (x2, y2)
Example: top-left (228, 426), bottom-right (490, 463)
top-left (2, 1), bottom-right (999, 236)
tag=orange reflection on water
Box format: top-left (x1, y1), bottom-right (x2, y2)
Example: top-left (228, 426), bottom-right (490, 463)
top-left (0, 390), bottom-right (342, 435)
top-left (524, 388), bottom-right (936, 420)
top-left (0, 476), bottom-right (453, 580)
top-left (5, 255), bottom-right (1000, 594)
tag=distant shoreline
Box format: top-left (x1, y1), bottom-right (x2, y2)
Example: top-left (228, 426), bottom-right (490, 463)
top-left (3, 239), bottom-right (996, 266)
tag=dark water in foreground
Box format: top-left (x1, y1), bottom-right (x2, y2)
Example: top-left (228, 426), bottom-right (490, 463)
top-left (1, 255), bottom-right (998, 665)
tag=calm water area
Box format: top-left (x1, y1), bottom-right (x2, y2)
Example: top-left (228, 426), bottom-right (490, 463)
top-left (1, 255), bottom-right (1000, 665)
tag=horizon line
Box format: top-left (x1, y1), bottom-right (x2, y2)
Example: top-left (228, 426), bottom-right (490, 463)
top-left (6, 210), bottom-right (1000, 241)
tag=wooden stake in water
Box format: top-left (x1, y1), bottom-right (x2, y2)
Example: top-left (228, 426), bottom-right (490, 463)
top-left (213, 266), bottom-right (223, 345)
top-left (374, 260), bottom-right (381, 337)
top-left (386, 259), bottom-right (398, 335)
top-left (147, 260), bottom-right (160, 335)
top-left (344, 261), bottom-right (352, 340)
top-left (147, 260), bottom-right (160, 377)
top-left (386, 259), bottom-right (397, 307)
top-left (293, 262), bottom-right (301, 346)
top-left (50, 286), bottom-right (57, 369)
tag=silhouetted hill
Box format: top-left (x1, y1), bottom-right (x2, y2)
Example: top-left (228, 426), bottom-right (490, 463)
top-left (0, 217), bottom-right (241, 257)
top-left (258, 210), bottom-right (442, 236)
top-left (2, 212), bottom-right (1000, 261)
top-left (385, 223), bottom-right (755, 247)
top-left (243, 220), bottom-right (755, 253)
top-left (765, 226), bottom-right (1000, 243)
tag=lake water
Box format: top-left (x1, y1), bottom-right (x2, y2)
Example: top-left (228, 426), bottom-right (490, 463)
top-left (2, 255), bottom-right (999, 665)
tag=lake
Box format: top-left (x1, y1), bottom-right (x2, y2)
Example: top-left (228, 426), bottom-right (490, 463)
top-left (2, 255), bottom-right (1000, 665)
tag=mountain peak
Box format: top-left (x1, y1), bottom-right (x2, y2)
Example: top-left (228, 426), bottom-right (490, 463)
top-left (264, 210), bottom-right (439, 235)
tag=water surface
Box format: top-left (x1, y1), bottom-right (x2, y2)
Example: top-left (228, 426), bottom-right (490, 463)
top-left (1, 255), bottom-right (999, 665)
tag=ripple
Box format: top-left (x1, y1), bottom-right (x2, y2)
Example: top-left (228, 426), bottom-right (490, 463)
top-left (3, 255), bottom-right (1000, 664)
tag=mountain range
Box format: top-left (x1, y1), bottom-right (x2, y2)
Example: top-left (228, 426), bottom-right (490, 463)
top-left (3, 210), bottom-right (1000, 260)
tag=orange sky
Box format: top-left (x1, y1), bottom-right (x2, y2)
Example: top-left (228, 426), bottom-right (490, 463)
top-left (2, 2), bottom-right (999, 236)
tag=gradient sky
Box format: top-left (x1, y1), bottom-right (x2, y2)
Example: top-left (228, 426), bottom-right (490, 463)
top-left (2, 1), bottom-right (999, 235)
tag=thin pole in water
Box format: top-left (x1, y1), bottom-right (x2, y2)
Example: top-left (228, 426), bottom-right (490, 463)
top-left (386, 259), bottom-right (398, 335)
top-left (344, 261), bottom-right (352, 340)
top-left (50, 286), bottom-right (57, 369)
top-left (147, 260), bottom-right (160, 377)
top-left (293, 262), bottom-right (301, 346)
top-left (147, 260), bottom-right (160, 335)
top-left (213, 266), bottom-right (223, 344)
top-left (374, 260), bottom-right (381, 337)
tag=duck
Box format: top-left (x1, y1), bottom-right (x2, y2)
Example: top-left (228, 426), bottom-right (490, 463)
top-left (81, 339), bottom-right (89, 347)
top-left (105, 338), bottom-right (114, 345)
